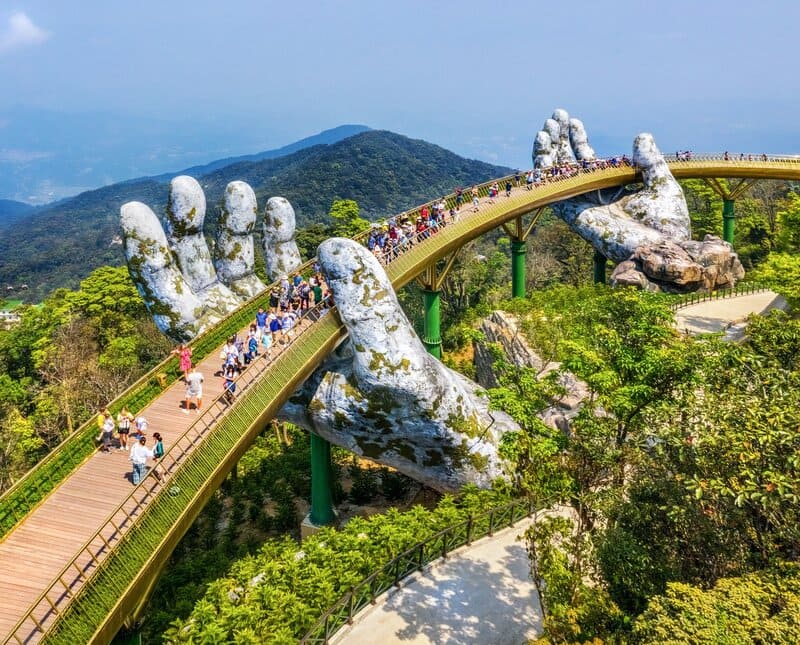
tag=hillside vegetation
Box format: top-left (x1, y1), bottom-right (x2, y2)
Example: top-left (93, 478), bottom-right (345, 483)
top-left (0, 131), bottom-right (510, 301)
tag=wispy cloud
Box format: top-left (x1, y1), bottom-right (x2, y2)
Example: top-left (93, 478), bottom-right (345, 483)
top-left (0, 11), bottom-right (51, 54)
top-left (0, 149), bottom-right (53, 163)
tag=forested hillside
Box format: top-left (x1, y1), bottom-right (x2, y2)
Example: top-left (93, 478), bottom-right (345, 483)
top-left (0, 200), bottom-right (36, 229)
top-left (0, 131), bottom-right (510, 301)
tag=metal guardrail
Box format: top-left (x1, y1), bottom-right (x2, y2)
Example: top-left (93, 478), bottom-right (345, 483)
top-left (299, 498), bottom-right (536, 644)
top-left (3, 152), bottom-right (799, 641)
top-left (668, 282), bottom-right (771, 311)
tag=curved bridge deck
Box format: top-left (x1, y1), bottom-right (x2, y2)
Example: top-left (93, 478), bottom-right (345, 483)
top-left (1, 155), bottom-right (799, 643)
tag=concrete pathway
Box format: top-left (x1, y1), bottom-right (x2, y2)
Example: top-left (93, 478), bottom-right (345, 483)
top-left (334, 520), bottom-right (541, 645)
top-left (674, 290), bottom-right (787, 336)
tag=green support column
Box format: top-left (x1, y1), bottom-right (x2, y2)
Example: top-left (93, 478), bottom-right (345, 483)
top-left (309, 434), bottom-right (335, 526)
top-left (511, 239), bottom-right (527, 299)
top-left (422, 288), bottom-right (442, 359)
top-left (593, 250), bottom-right (607, 284)
top-left (722, 199), bottom-right (735, 245)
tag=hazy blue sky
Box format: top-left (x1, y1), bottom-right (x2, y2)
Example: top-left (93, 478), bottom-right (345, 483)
top-left (2, 0), bottom-right (800, 201)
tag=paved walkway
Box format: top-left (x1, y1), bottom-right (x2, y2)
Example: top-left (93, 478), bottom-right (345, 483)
top-left (334, 520), bottom-right (541, 645)
top-left (674, 290), bottom-right (787, 337)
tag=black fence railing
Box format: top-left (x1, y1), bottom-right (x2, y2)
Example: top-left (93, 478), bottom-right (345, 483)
top-left (668, 282), bottom-right (771, 311)
top-left (299, 498), bottom-right (535, 644)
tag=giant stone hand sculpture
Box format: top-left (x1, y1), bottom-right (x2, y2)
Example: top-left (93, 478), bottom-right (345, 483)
top-left (121, 176), bottom-right (302, 341)
top-left (534, 109), bottom-right (744, 291)
top-left (121, 179), bottom-right (518, 492)
top-left (280, 238), bottom-right (519, 492)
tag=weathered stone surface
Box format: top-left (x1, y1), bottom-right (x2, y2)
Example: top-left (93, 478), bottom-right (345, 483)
top-left (533, 109), bottom-right (744, 292)
top-left (610, 236), bottom-right (744, 293)
top-left (474, 311), bottom-right (544, 389)
top-left (634, 241), bottom-right (703, 285)
top-left (610, 260), bottom-right (652, 290)
top-left (569, 118), bottom-right (595, 161)
top-left (551, 109), bottom-right (574, 163)
top-left (121, 201), bottom-right (207, 340)
top-left (166, 176), bottom-right (241, 313)
top-left (279, 239), bottom-right (520, 492)
top-left (532, 130), bottom-right (555, 169)
top-left (121, 177), bottom-right (302, 341)
top-left (215, 181), bottom-right (266, 298)
top-left (473, 311), bottom-right (587, 434)
top-left (262, 197), bottom-right (302, 281)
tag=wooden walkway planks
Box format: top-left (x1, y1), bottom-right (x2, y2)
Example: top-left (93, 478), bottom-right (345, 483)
top-left (0, 323), bottom-right (249, 640)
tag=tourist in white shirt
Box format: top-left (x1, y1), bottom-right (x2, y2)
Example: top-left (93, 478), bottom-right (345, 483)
top-left (129, 435), bottom-right (154, 485)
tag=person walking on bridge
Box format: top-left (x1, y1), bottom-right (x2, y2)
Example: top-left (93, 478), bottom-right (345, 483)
top-left (183, 366), bottom-right (204, 414)
top-left (129, 435), bottom-right (154, 485)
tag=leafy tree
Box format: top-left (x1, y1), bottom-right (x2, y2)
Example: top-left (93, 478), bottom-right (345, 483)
top-left (746, 309), bottom-right (800, 371)
top-left (328, 199), bottom-right (370, 237)
top-left (294, 222), bottom-right (331, 261)
top-left (0, 407), bottom-right (44, 490)
top-left (682, 179), bottom-right (723, 239)
top-left (750, 252), bottom-right (800, 308)
top-left (632, 565), bottom-right (800, 644)
top-left (774, 191), bottom-right (800, 253)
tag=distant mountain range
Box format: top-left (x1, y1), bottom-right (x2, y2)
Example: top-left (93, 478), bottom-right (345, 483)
top-left (0, 129), bottom-right (511, 301)
top-left (145, 124), bottom-right (370, 182)
top-left (0, 199), bottom-right (35, 227)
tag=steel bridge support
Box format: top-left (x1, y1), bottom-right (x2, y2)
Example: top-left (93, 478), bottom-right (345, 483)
top-left (703, 178), bottom-right (760, 246)
top-left (722, 199), bottom-right (735, 245)
top-left (422, 289), bottom-right (442, 359)
top-left (593, 251), bottom-right (607, 284)
top-left (309, 434), bottom-right (336, 526)
top-left (416, 249), bottom-right (463, 359)
top-left (501, 208), bottom-right (545, 299)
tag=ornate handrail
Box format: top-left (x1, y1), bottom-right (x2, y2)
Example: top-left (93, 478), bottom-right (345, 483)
top-left (299, 498), bottom-right (536, 644)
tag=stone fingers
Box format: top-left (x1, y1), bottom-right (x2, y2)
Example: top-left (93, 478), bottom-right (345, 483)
top-left (121, 201), bottom-right (205, 341)
top-left (261, 197), bottom-right (302, 281)
top-left (304, 238), bottom-right (518, 491)
top-left (568, 118), bottom-right (595, 161)
top-left (214, 181), bottom-right (267, 298)
top-left (167, 176), bottom-right (242, 312)
top-left (627, 134), bottom-right (691, 240)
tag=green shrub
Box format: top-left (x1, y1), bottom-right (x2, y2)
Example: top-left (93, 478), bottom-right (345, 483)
top-left (632, 564), bottom-right (800, 644)
top-left (164, 487), bottom-right (511, 643)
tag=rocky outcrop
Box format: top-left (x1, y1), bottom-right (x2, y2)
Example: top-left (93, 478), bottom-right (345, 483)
top-left (474, 311), bottom-right (544, 388)
top-left (610, 235), bottom-right (745, 293)
top-left (533, 109), bottom-right (745, 293)
top-left (474, 311), bottom-right (587, 434)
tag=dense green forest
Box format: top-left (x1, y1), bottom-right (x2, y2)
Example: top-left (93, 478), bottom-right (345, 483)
top-left (0, 130), bottom-right (510, 301)
top-left (2, 163), bottom-right (800, 642)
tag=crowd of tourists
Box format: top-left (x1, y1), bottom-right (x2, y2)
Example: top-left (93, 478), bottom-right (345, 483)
top-left (101, 152), bottom-right (662, 487)
top-left (95, 269), bottom-right (335, 486)
top-left (95, 406), bottom-right (164, 485)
